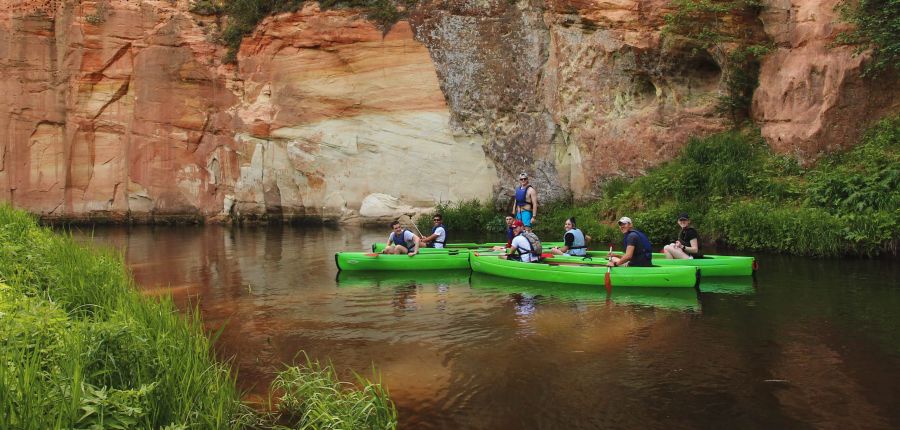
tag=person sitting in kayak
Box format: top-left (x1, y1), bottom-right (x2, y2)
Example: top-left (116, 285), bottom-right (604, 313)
top-left (607, 216), bottom-right (652, 267)
top-left (663, 213), bottom-right (702, 259)
top-left (492, 214), bottom-right (516, 251)
top-left (383, 221), bottom-right (420, 256)
top-left (420, 214), bottom-right (447, 248)
top-left (511, 172), bottom-right (538, 231)
top-left (550, 217), bottom-right (590, 256)
top-left (506, 220), bottom-right (542, 262)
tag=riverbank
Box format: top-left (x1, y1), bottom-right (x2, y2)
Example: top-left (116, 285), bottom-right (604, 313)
top-left (419, 117), bottom-right (899, 257)
top-left (0, 205), bottom-right (397, 428)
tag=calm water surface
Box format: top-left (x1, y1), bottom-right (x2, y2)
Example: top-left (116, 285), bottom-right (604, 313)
top-left (76, 225), bottom-right (900, 429)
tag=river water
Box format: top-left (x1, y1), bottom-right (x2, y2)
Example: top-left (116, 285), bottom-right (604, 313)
top-left (75, 224), bottom-right (900, 429)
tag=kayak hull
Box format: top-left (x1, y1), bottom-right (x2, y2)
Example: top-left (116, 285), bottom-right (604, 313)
top-left (556, 252), bottom-right (756, 277)
top-left (469, 253), bottom-right (699, 288)
top-left (335, 251), bottom-right (471, 271)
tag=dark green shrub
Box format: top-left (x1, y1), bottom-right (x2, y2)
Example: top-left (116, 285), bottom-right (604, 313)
top-left (834, 0), bottom-right (900, 77)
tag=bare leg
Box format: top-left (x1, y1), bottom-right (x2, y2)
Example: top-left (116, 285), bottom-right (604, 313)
top-left (666, 245), bottom-right (691, 259)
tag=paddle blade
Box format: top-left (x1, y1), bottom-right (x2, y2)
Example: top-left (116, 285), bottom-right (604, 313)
top-left (604, 269), bottom-right (612, 294)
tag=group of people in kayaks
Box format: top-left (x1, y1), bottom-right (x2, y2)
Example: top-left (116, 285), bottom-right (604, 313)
top-left (382, 172), bottom-right (702, 267)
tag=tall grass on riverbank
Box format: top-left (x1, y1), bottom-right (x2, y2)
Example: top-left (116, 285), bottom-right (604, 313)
top-left (0, 206), bottom-right (242, 428)
top-left (0, 205), bottom-right (399, 429)
top-left (425, 116), bottom-right (899, 257)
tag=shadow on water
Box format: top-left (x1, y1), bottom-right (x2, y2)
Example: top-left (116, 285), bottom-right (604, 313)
top-left (72, 225), bottom-right (900, 430)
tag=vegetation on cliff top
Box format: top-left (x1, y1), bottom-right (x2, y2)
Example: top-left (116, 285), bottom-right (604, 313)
top-left (189, 0), bottom-right (413, 63)
top-left (834, 0), bottom-right (900, 77)
top-left (422, 116), bottom-right (900, 257)
top-left (662, 0), bottom-right (772, 124)
top-left (0, 205), bottom-right (397, 429)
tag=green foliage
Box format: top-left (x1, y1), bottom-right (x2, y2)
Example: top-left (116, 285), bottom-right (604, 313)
top-left (0, 206), bottom-right (241, 428)
top-left (419, 199), bottom-right (505, 236)
top-left (189, 0), bottom-right (225, 16)
top-left (0, 204), bottom-right (399, 428)
top-left (459, 117), bottom-right (898, 257)
top-left (270, 356), bottom-right (398, 429)
top-left (662, 0), bottom-right (770, 122)
top-left (834, 0), bottom-right (900, 77)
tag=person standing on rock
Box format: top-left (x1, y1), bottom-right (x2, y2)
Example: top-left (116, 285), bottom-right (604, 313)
top-left (511, 172), bottom-right (538, 231)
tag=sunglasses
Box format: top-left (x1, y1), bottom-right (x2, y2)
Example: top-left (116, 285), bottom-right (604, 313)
top-left (433, 218), bottom-right (441, 221)
top-left (519, 178), bottom-right (528, 182)
top-left (617, 222), bottom-right (627, 226)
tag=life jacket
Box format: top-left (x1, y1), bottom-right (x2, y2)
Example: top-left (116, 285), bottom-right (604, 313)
top-left (512, 231), bottom-right (542, 262)
top-left (390, 230), bottom-right (415, 249)
top-left (515, 185), bottom-right (533, 209)
top-left (566, 228), bottom-right (587, 256)
top-left (506, 226), bottom-right (515, 248)
top-left (428, 224), bottom-right (447, 248)
top-left (623, 229), bottom-right (652, 266)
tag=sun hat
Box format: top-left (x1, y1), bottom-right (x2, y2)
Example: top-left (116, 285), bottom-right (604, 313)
top-left (617, 216), bottom-right (632, 225)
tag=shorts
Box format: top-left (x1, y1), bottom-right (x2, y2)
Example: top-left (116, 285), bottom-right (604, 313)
top-left (516, 210), bottom-right (533, 227)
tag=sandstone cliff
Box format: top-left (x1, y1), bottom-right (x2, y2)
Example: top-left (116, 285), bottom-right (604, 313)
top-left (0, 0), bottom-right (895, 223)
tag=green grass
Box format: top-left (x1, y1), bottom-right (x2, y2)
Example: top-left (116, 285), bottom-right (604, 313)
top-left (426, 116), bottom-right (900, 257)
top-left (0, 205), bottom-right (398, 429)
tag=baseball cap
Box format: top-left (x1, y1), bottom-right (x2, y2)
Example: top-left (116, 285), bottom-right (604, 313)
top-left (617, 216), bottom-right (632, 225)
top-left (512, 220), bottom-right (525, 227)
top-left (518, 172), bottom-right (528, 179)
top-left (677, 212), bottom-right (690, 220)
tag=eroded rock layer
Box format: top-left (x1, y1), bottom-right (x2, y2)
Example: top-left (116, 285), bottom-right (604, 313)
top-left (0, 0), bottom-right (895, 222)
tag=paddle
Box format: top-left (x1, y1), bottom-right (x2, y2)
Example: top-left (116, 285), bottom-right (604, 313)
top-left (604, 245), bottom-right (613, 295)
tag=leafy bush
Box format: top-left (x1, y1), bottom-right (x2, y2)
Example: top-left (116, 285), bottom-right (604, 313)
top-left (418, 199), bottom-right (505, 236)
top-left (834, 0), bottom-right (900, 77)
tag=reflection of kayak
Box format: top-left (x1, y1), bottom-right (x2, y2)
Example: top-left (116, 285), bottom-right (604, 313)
top-left (550, 252), bottom-right (756, 277)
top-left (334, 251), bottom-right (470, 271)
top-left (698, 276), bottom-right (755, 294)
top-left (336, 270), bottom-right (471, 288)
top-left (469, 273), bottom-right (700, 311)
top-left (370, 242), bottom-right (565, 253)
top-left (470, 253), bottom-right (699, 288)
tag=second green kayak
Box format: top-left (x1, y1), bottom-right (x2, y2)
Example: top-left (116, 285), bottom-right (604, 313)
top-left (335, 250), bottom-right (471, 271)
top-left (470, 252), bottom-right (699, 288)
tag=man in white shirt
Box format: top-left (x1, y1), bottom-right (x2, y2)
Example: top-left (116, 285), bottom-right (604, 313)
top-left (383, 221), bottom-right (420, 255)
top-left (419, 214), bottom-right (447, 248)
top-left (508, 220), bottom-right (540, 262)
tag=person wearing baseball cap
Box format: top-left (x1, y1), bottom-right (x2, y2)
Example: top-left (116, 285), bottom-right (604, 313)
top-left (511, 172), bottom-right (538, 231)
top-left (506, 219), bottom-right (541, 262)
top-left (663, 213), bottom-right (702, 259)
top-left (607, 216), bottom-right (653, 267)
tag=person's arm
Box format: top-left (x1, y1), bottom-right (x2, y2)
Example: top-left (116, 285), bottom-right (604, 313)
top-left (422, 232), bottom-right (438, 242)
top-left (684, 238), bottom-right (699, 255)
top-left (410, 234), bottom-right (421, 255)
top-left (528, 188), bottom-right (538, 220)
top-left (615, 245), bottom-right (635, 266)
top-left (558, 232), bottom-right (574, 253)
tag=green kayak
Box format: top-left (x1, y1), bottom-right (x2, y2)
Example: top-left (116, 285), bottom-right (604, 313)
top-left (469, 272), bottom-right (699, 311)
top-left (335, 250), bottom-right (471, 271)
top-left (469, 252), bottom-right (699, 288)
top-left (549, 252), bottom-right (756, 277)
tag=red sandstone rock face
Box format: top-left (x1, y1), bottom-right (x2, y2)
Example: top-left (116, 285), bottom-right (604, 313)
top-left (753, 0), bottom-right (899, 161)
top-left (0, 0), bottom-right (895, 222)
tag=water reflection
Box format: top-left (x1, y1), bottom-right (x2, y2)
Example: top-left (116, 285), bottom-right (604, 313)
top-left (72, 226), bottom-right (900, 430)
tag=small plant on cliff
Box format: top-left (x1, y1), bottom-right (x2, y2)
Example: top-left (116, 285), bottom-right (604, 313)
top-left (217, 0), bottom-right (416, 63)
top-left (662, 0), bottom-right (771, 124)
top-left (834, 0), bottom-right (900, 77)
top-left (84, 0), bottom-right (109, 25)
